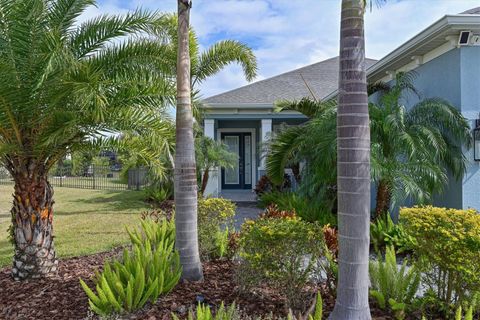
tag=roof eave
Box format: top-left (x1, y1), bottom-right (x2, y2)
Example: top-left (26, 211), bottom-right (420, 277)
top-left (323, 14), bottom-right (480, 101)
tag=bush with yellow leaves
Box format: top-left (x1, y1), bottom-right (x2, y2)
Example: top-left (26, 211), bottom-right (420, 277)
top-left (401, 206), bottom-right (480, 308)
top-left (236, 216), bottom-right (324, 311)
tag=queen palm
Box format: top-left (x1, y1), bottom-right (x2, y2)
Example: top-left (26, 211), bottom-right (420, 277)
top-left (175, 0), bottom-right (256, 281)
top-left (0, 0), bottom-right (175, 280)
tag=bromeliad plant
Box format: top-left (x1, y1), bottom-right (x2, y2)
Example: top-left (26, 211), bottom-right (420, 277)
top-left (80, 218), bottom-right (181, 316)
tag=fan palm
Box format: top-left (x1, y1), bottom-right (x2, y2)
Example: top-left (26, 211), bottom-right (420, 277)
top-left (0, 0), bottom-right (175, 280)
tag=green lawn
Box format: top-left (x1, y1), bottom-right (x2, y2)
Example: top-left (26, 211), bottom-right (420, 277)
top-left (0, 185), bottom-right (149, 267)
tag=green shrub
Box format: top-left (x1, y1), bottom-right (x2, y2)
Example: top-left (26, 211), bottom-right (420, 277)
top-left (401, 206), bottom-right (480, 309)
top-left (197, 197), bottom-right (236, 260)
top-left (369, 246), bottom-right (421, 320)
top-left (80, 219), bottom-right (181, 316)
top-left (237, 217), bottom-right (324, 310)
top-left (172, 293), bottom-right (323, 320)
top-left (145, 180), bottom-right (174, 204)
top-left (258, 191), bottom-right (336, 225)
top-left (370, 213), bottom-right (415, 253)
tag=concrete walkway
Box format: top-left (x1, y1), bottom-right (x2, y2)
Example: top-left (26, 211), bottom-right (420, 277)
top-left (233, 203), bottom-right (262, 230)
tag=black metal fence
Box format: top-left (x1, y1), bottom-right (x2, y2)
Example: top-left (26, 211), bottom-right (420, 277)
top-left (0, 165), bottom-right (149, 191)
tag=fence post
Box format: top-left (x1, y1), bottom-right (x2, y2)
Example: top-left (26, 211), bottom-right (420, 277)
top-left (60, 165), bottom-right (63, 187)
top-left (92, 165), bottom-right (96, 190)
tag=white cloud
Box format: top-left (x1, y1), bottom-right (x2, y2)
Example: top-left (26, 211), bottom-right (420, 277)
top-left (87, 0), bottom-right (480, 97)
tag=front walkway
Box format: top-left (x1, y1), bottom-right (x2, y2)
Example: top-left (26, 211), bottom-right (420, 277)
top-left (233, 203), bottom-right (262, 229)
top-left (220, 190), bottom-right (257, 203)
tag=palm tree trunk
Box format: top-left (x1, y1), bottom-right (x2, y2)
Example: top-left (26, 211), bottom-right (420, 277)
top-left (174, 0), bottom-right (203, 281)
top-left (374, 180), bottom-right (391, 218)
top-left (329, 0), bottom-right (371, 319)
top-left (200, 167), bottom-right (209, 196)
top-left (11, 171), bottom-right (58, 280)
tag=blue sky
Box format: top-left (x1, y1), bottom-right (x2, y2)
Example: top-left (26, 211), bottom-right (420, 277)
top-left (82, 0), bottom-right (480, 98)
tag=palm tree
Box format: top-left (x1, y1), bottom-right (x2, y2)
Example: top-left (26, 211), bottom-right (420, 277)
top-left (370, 72), bottom-right (471, 216)
top-left (329, 1), bottom-right (372, 317)
top-left (195, 135), bottom-right (237, 196)
top-left (175, 0), bottom-right (204, 281)
top-left (268, 74), bottom-right (471, 218)
top-left (174, 1), bottom-right (256, 281)
top-left (0, 0), bottom-right (174, 280)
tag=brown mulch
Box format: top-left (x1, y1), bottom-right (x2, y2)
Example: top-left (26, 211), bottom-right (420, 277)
top-left (0, 249), bottom-right (395, 320)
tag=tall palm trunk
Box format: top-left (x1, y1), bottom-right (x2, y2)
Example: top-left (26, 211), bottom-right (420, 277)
top-left (174, 0), bottom-right (203, 281)
top-left (10, 163), bottom-right (58, 280)
top-left (200, 167), bottom-right (210, 196)
top-left (374, 179), bottom-right (391, 218)
top-left (329, 0), bottom-right (371, 319)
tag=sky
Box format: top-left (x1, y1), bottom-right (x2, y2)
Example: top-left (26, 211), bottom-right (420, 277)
top-left (82, 0), bottom-right (480, 98)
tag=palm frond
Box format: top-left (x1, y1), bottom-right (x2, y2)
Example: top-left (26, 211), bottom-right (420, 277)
top-left (47, 0), bottom-right (95, 33)
top-left (69, 9), bottom-right (160, 58)
top-left (192, 40), bottom-right (257, 85)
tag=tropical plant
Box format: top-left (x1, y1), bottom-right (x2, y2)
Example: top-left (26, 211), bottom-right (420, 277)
top-left (237, 217), bottom-right (324, 311)
top-left (401, 206), bottom-right (480, 309)
top-left (172, 294), bottom-right (323, 320)
top-left (195, 135), bottom-right (237, 195)
top-left (80, 218), bottom-right (181, 315)
top-left (0, 0), bottom-right (176, 280)
top-left (196, 197), bottom-right (236, 260)
top-left (258, 191), bottom-right (337, 225)
top-left (175, 0), bottom-right (202, 281)
top-left (369, 72), bottom-right (471, 217)
top-left (269, 74), bottom-right (471, 220)
top-left (329, 0), bottom-right (373, 318)
top-left (369, 246), bottom-right (421, 319)
top-left (174, 0), bottom-right (257, 280)
top-left (370, 213), bottom-right (415, 253)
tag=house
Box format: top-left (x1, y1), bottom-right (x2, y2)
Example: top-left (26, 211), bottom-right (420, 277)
top-left (201, 7), bottom-right (480, 210)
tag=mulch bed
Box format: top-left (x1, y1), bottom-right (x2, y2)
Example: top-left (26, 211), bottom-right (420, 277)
top-left (0, 249), bottom-right (394, 320)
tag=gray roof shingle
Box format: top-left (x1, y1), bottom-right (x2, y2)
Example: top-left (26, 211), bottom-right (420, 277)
top-left (461, 7), bottom-right (480, 14)
top-left (203, 56), bottom-right (377, 104)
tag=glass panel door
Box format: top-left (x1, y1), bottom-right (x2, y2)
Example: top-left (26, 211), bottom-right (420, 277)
top-left (223, 135), bottom-right (240, 185)
top-left (244, 135), bottom-right (252, 186)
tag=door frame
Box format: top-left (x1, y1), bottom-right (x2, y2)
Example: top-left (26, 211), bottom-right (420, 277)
top-left (217, 128), bottom-right (256, 193)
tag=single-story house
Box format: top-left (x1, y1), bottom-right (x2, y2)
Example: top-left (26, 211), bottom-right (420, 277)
top-left (201, 7), bottom-right (480, 210)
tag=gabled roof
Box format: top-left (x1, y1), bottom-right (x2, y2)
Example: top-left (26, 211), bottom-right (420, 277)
top-left (203, 57), bottom-right (377, 105)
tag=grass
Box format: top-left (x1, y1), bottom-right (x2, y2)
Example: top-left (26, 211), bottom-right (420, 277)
top-left (0, 184), bottom-right (150, 267)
